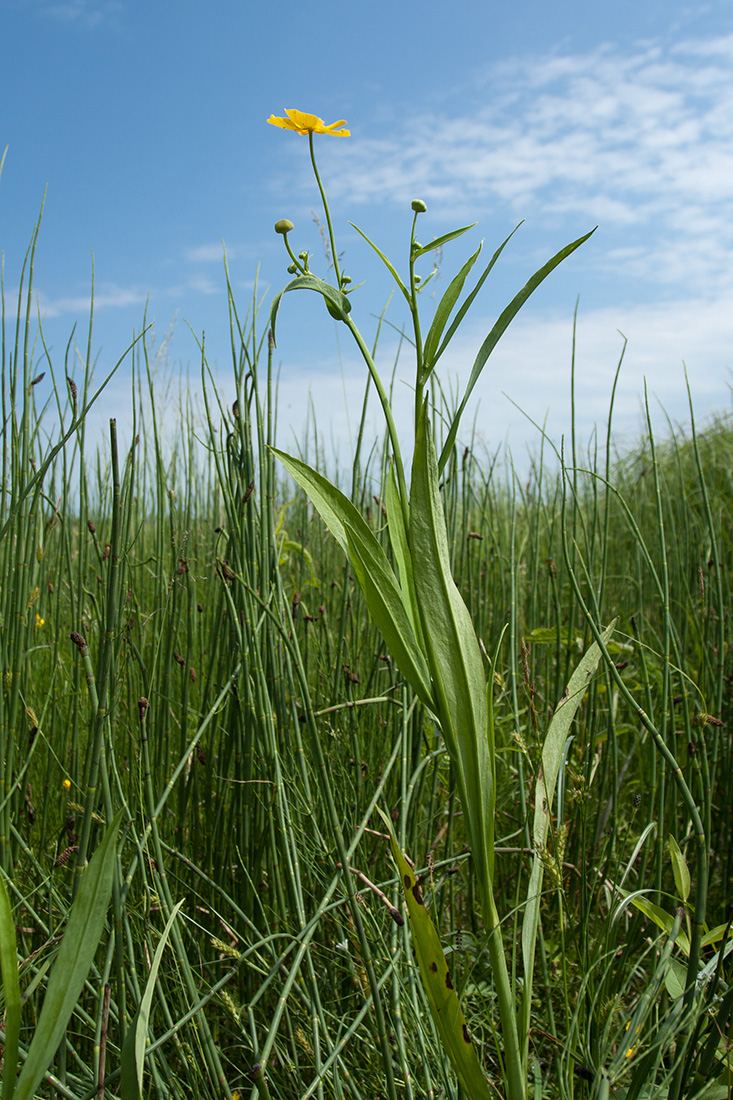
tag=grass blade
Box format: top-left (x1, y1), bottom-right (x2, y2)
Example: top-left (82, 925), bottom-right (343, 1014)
top-left (0, 873), bottom-right (21, 1100)
top-left (120, 900), bottom-right (185, 1100)
top-left (519, 622), bottom-right (615, 1056)
top-left (13, 812), bottom-right (122, 1100)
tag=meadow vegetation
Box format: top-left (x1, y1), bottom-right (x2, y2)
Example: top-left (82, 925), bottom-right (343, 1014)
top-left (0, 132), bottom-right (731, 1100)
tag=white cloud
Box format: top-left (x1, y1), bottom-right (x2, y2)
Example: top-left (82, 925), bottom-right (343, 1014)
top-left (267, 293), bottom-right (732, 472)
top-left (25, 0), bottom-right (123, 28)
top-left (185, 243), bottom-right (234, 264)
top-left (32, 283), bottom-right (146, 318)
top-left (314, 35), bottom-right (733, 298)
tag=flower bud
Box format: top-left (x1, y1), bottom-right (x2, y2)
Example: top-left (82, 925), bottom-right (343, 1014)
top-left (411, 199), bottom-right (428, 213)
top-left (287, 263), bottom-right (298, 274)
top-left (274, 219), bottom-right (294, 235)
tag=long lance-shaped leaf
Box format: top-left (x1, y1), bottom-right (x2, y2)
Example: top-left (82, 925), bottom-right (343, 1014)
top-left (408, 410), bottom-right (526, 1100)
top-left (13, 812), bottom-right (122, 1100)
top-left (0, 873), bottom-right (21, 1100)
top-left (409, 404), bottom-right (493, 900)
top-left (519, 621), bottom-right (615, 1060)
top-left (120, 900), bottom-right (185, 1100)
top-left (413, 222), bottom-right (476, 260)
top-left (438, 227), bottom-right (596, 474)
top-left (384, 463), bottom-right (424, 647)
top-left (269, 274), bottom-right (351, 346)
top-left (376, 809), bottom-right (493, 1100)
top-left (272, 447), bottom-right (434, 708)
top-left (350, 223), bottom-right (412, 306)
top-left (432, 223), bottom-right (523, 369)
top-left (421, 243), bottom-right (483, 384)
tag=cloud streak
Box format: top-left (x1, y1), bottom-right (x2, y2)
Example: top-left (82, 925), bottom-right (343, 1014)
top-left (29, 283), bottom-right (146, 318)
top-left (25, 0), bottom-right (123, 28)
top-left (319, 35), bottom-right (733, 298)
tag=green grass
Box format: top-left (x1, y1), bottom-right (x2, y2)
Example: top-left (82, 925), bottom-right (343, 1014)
top-left (1, 214), bottom-right (731, 1100)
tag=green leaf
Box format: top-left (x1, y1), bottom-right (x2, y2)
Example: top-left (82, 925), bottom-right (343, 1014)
top-left (270, 274), bottom-right (351, 346)
top-left (701, 923), bottom-right (733, 949)
top-left (438, 227), bottom-right (596, 474)
top-left (0, 873), bottom-right (21, 1100)
top-left (271, 448), bottom-right (434, 708)
top-left (525, 627), bottom-right (558, 646)
top-left (520, 622), bottom-right (615, 1056)
top-left (120, 900), bottom-right (184, 1100)
top-left (620, 891), bottom-right (691, 956)
top-left (421, 244), bottom-right (482, 382)
top-left (664, 958), bottom-right (687, 1001)
top-left (668, 835), bottom-right (691, 903)
top-left (432, 223), bottom-right (523, 368)
top-left (409, 405), bottom-right (494, 901)
top-left (413, 223), bottom-right (476, 259)
top-left (377, 809), bottom-right (493, 1100)
top-left (350, 223), bottom-right (411, 305)
top-left (13, 813), bottom-right (122, 1100)
top-left (384, 463), bottom-right (422, 645)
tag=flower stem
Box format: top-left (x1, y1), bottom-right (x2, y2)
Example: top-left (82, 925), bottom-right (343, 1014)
top-left (309, 133), bottom-right (343, 287)
top-left (408, 210), bottom-right (426, 425)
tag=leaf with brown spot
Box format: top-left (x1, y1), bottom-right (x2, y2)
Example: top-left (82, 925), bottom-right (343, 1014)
top-left (377, 808), bottom-right (492, 1100)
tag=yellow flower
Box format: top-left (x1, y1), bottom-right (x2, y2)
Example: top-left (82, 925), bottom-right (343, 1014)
top-left (267, 109), bottom-right (350, 136)
top-left (62, 778), bottom-right (71, 790)
top-left (624, 1021), bottom-right (641, 1058)
top-left (35, 613), bottom-right (45, 628)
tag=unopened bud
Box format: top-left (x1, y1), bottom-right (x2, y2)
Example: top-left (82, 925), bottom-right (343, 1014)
top-left (411, 199), bottom-right (428, 213)
top-left (275, 219), bottom-right (294, 235)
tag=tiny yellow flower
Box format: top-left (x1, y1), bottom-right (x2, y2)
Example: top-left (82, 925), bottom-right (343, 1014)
top-left (267, 109), bottom-right (350, 137)
top-left (624, 1021), bottom-right (641, 1058)
top-left (62, 778), bottom-right (71, 790)
top-left (35, 613), bottom-right (45, 628)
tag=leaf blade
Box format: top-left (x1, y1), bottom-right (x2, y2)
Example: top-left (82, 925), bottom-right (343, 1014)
top-left (413, 223), bottom-right (476, 259)
top-left (13, 813), bottom-right (122, 1100)
top-left (377, 810), bottom-right (493, 1100)
top-left (438, 227), bottom-right (596, 474)
top-left (409, 406), bottom-right (494, 899)
top-left (350, 223), bottom-right (411, 305)
top-left (270, 274), bottom-right (351, 346)
top-left (0, 873), bottom-right (21, 1100)
top-left (120, 901), bottom-right (185, 1100)
top-left (520, 622), bottom-right (616, 1054)
top-left (421, 244), bottom-right (482, 381)
top-left (272, 448), bottom-right (434, 707)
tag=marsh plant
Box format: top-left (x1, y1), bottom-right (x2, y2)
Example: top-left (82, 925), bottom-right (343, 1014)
top-left (266, 108), bottom-right (729, 1100)
top-left (0, 121), bottom-right (730, 1100)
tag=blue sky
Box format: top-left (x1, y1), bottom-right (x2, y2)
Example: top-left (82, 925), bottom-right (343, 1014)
top-left (2, 0), bottom-right (732, 467)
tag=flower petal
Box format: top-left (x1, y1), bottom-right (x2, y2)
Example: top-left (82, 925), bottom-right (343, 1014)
top-left (267, 114), bottom-right (302, 132)
top-left (321, 119), bottom-right (350, 136)
top-left (285, 108), bottom-right (323, 133)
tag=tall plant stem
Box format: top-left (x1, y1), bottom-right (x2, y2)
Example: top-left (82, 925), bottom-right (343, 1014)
top-left (309, 134), bottom-right (343, 288)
